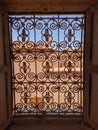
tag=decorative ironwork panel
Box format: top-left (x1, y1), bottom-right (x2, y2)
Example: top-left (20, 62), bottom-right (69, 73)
top-left (9, 14), bottom-right (84, 116)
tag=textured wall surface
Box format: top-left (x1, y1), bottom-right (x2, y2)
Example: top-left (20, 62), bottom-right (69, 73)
top-left (0, 0), bottom-right (97, 12)
top-left (10, 122), bottom-right (82, 130)
top-left (0, 1), bottom-right (98, 130)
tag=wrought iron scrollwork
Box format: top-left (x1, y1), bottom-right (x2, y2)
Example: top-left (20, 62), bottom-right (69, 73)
top-left (9, 14), bottom-right (84, 116)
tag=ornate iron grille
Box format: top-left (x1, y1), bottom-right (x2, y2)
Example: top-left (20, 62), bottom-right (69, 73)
top-left (9, 14), bottom-right (84, 116)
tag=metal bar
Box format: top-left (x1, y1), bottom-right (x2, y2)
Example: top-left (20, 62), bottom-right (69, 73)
top-left (9, 14), bottom-right (85, 116)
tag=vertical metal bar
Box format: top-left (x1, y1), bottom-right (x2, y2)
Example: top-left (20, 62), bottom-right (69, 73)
top-left (57, 14), bottom-right (60, 115)
top-left (34, 15), bottom-right (38, 115)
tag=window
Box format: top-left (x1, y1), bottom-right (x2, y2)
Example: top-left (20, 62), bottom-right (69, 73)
top-left (9, 14), bottom-right (85, 116)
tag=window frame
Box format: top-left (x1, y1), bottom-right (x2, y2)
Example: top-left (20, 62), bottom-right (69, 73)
top-left (4, 12), bottom-right (89, 124)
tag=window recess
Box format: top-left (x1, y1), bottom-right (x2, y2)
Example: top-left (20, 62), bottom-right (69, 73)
top-left (9, 14), bottom-right (85, 116)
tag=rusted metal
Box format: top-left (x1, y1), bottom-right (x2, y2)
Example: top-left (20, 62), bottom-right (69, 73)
top-left (9, 14), bottom-right (85, 116)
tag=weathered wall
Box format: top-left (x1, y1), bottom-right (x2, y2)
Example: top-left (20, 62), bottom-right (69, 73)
top-left (0, 0), bottom-right (98, 130)
top-left (90, 9), bottom-right (98, 125)
top-left (10, 122), bottom-right (82, 130)
top-left (0, 14), bottom-right (7, 129)
top-left (0, 0), bottom-right (97, 12)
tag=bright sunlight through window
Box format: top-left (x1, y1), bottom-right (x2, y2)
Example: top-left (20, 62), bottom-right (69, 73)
top-left (9, 14), bottom-right (85, 116)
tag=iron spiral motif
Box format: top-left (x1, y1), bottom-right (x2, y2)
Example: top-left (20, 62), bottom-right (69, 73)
top-left (9, 14), bottom-right (84, 116)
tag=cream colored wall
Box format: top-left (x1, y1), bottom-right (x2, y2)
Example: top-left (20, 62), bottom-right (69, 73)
top-left (13, 48), bottom-right (83, 111)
